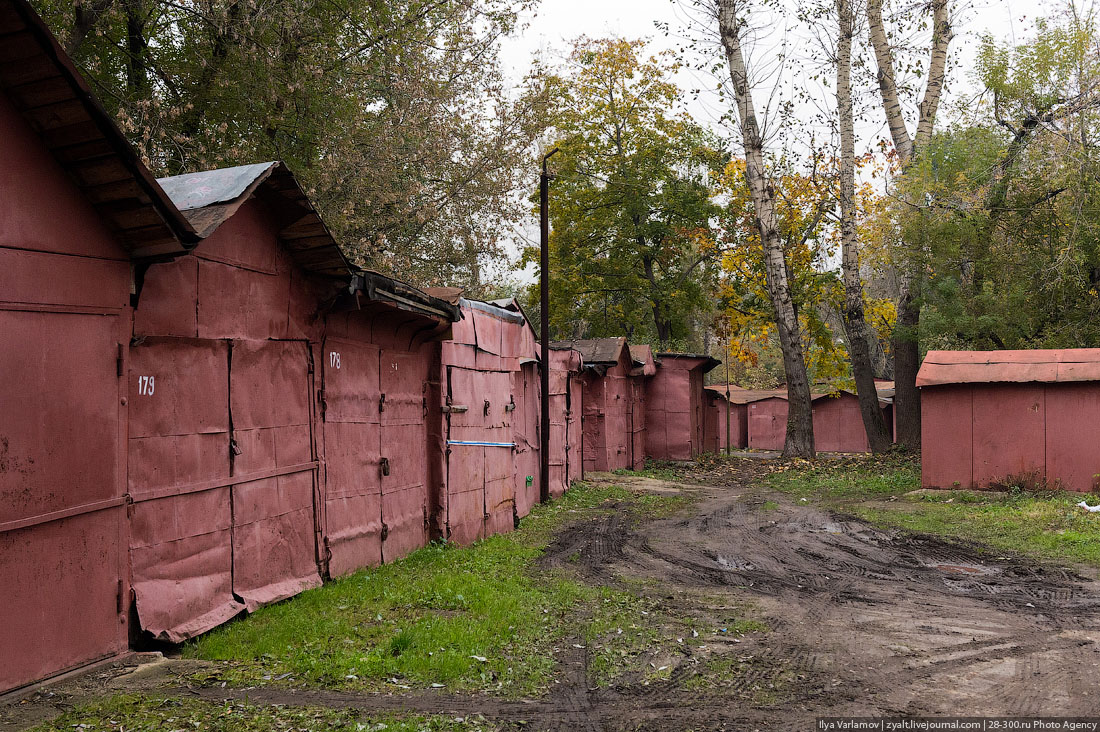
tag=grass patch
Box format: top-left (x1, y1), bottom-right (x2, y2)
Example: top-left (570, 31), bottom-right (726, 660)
top-left (584, 585), bottom-right (766, 688)
top-left (766, 455), bottom-right (921, 500)
top-left (185, 482), bottom-right (686, 696)
top-left (766, 455), bottom-right (1100, 567)
top-left (611, 459), bottom-right (686, 482)
top-left (848, 492), bottom-right (1100, 566)
top-left (30, 694), bottom-right (494, 731)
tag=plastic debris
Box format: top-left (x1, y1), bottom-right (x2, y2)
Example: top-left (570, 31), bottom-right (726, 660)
top-left (1077, 501), bottom-right (1100, 513)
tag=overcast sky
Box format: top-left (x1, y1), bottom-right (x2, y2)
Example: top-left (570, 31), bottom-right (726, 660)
top-left (493, 0), bottom-right (1058, 283)
top-left (499, 0), bottom-right (1054, 140)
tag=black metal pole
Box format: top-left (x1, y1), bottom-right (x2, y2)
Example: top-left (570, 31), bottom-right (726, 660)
top-left (539, 148), bottom-right (558, 503)
top-left (725, 334), bottom-right (731, 456)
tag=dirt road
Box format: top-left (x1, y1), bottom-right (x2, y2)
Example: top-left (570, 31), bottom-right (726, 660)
top-left (7, 463), bottom-right (1100, 730)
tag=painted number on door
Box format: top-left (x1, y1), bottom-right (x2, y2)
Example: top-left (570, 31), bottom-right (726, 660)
top-left (330, 351), bottom-right (341, 369)
top-left (137, 375), bottom-right (155, 396)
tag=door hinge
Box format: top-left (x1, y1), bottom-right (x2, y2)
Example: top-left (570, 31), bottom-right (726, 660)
top-left (380, 457), bottom-right (391, 477)
top-left (116, 579), bottom-right (125, 614)
top-left (379, 393), bottom-right (386, 413)
top-left (117, 343), bottom-right (124, 378)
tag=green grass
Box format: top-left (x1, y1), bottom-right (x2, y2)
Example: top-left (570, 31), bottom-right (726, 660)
top-left (186, 482), bottom-right (687, 696)
top-left (765, 455), bottom-right (1100, 566)
top-left (766, 455), bottom-right (921, 500)
top-left (31, 694), bottom-right (495, 731)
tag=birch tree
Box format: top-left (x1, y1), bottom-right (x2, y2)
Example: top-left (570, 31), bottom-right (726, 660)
top-left (717, 0), bottom-right (815, 458)
top-left (866, 0), bottom-right (953, 449)
top-left (836, 0), bottom-right (892, 452)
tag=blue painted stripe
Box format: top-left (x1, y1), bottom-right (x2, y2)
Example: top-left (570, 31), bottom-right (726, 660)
top-left (446, 440), bottom-right (516, 448)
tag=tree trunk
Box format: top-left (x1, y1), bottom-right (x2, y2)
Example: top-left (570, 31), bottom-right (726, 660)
top-left (865, 0), bottom-right (953, 452)
top-left (836, 0), bottom-right (892, 453)
top-left (892, 284), bottom-right (922, 448)
top-left (718, 0), bottom-right (814, 458)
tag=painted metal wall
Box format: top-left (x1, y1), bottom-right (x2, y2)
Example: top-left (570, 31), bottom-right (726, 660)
top-left (645, 359), bottom-right (711, 460)
top-left (548, 348), bottom-right (583, 498)
top-left (921, 382), bottom-right (1100, 492)
top-left (747, 394), bottom-right (889, 453)
top-left (580, 349), bottom-right (635, 472)
top-left (0, 93), bottom-right (131, 691)
top-left (128, 198), bottom-right (324, 642)
top-left (439, 302), bottom-right (533, 544)
top-left (747, 398), bottom-right (788, 451)
top-left (320, 310), bottom-right (441, 576)
top-left (513, 361), bottom-right (541, 518)
top-left (703, 394), bottom-right (748, 452)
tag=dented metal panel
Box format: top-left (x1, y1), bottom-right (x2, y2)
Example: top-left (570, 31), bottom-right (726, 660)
top-left (513, 363), bottom-right (540, 518)
top-left (127, 337), bottom-right (240, 641)
top-left (321, 338), bottom-right (382, 575)
top-left (229, 339), bottom-right (321, 608)
top-left (129, 489), bottom-right (240, 641)
top-left (380, 349), bottom-right (431, 562)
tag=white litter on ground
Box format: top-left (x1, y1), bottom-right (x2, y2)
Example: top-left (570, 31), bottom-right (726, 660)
top-left (1076, 501), bottom-right (1100, 513)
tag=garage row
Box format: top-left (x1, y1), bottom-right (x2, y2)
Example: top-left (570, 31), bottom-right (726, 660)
top-left (0, 0), bottom-right (721, 696)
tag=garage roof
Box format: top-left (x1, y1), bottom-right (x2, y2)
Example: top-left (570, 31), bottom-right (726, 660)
top-left (916, 349), bottom-right (1100, 387)
top-left (0, 0), bottom-right (198, 258)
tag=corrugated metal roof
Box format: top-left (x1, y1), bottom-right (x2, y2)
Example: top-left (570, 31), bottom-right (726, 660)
top-left (916, 349), bottom-right (1100, 387)
top-left (0, 0), bottom-right (198, 258)
top-left (552, 337), bottom-right (629, 366)
top-left (157, 161), bottom-right (350, 278)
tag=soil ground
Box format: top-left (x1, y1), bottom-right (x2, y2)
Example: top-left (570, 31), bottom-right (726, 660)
top-left (6, 461), bottom-right (1100, 730)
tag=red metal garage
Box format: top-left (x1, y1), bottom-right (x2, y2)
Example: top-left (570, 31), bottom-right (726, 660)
top-left (128, 162), bottom-right (353, 640)
top-left (321, 273), bottom-right (457, 575)
top-left (548, 346), bottom-right (584, 497)
top-left (0, 0), bottom-right (197, 692)
top-left (704, 386), bottom-right (749, 452)
top-left (918, 349), bottom-right (1100, 492)
top-left (439, 299), bottom-right (532, 544)
top-left (645, 353), bottom-right (720, 460)
top-left (746, 389), bottom-right (892, 453)
top-left (556, 338), bottom-right (639, 472)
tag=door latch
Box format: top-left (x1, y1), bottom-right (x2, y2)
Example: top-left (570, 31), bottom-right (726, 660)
top-left (380, 457), bottom-right (391, 477)
top-left (379, 393), bottom-right (386, 412)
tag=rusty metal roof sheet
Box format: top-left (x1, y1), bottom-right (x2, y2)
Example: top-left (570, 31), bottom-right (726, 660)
top-left (354, 270), bottom-right (461, 322)
top-left (628, 345), bottom-right (658, 376)
top-left (157, 162), bottom-right (349, 278)
top-left (0, 0), bottom-right (198, 258)
top-left (424, 286), bottom-right (464, 305)
top-left (551, 337), bottom-right (629, 366)
top-left (917, 349), bottom-right (1100, 386)
top-left (704, 385), bottom-right (891, 406)
top-left (705, 387), bottom-right (790, 405)
top-left (657, 351), bottom-right (721, 373)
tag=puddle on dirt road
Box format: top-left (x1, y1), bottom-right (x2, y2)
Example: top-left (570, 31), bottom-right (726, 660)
top-left (930, 563), bottom-right (997, 576)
